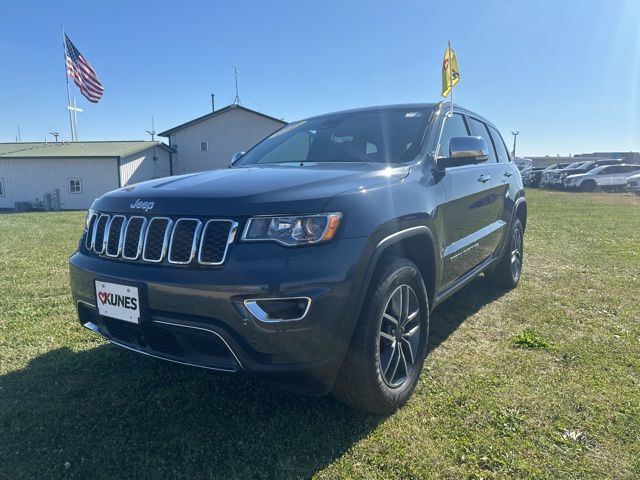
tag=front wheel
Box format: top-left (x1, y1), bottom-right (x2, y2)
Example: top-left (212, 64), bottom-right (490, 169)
top-left (580, 180), bottom-right (596, 192)
top-left (332, 257), bottom-right (429, 414)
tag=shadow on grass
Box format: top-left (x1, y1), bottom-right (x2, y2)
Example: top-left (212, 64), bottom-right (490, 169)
top-left (1, 278), bottom-right (503, 479)
top-left (0, 345), bottom-right (379, 479)
top-left (428, 276), bottom-right (506, 353)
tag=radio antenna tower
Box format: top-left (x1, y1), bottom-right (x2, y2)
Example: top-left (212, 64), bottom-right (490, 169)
top-left (232, 65), bottom-right (241, 105)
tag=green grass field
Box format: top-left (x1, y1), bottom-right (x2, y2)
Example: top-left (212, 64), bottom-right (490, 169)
top-left (1, 190), bottom-right (639, 479)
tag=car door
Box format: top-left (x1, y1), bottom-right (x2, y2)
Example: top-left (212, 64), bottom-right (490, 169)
top-left (595, 166), bottom-right (614, 187)
top-left (467, 117), bottom-right (510, 259)
top-left (436, 112), bottom-right (498, 287)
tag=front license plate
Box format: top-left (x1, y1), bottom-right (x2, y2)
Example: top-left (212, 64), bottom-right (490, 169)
top-left (95, 281), bottom-right (140, 324)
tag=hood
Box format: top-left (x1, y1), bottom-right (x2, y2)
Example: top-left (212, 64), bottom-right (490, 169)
top-left (565, 173), bottom-right (588, 181)
top-left (93, 163), bottom-right (410, 216)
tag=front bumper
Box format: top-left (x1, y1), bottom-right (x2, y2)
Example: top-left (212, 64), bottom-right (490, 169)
top-left (69, 236), bottom-right (370, 395)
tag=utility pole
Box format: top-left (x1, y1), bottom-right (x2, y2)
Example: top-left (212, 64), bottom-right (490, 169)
top-left (511, 131), bottom-right (520, 157)
top-left (17, 125), bottom-right (21, 142)
top-left (49, 132), bottom-right (60, 143)
top-left (146, 117), bottom-right (156, 141)
top-left (232, 65), bottom-right (241, 105)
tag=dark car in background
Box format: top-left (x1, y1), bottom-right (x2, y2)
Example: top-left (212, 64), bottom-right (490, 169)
top-left (69, 102), bottom-right (526, 414)
top-left (523, 164), bottom-right (566, 188)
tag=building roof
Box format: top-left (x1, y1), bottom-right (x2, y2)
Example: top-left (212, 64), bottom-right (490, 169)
top-left (0, 141), bottom-right (173, 158)
top-left (158, 104), bottom-right (287, 137)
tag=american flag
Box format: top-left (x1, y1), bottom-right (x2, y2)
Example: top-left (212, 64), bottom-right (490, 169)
top-left (64, 34), bottom-right (104, 103)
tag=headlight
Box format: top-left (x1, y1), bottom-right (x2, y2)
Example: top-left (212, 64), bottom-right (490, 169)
top-left (242, 213), bottom-right (342, 246)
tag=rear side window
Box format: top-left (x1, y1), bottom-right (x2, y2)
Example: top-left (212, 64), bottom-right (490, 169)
top-left (438, 113), bottom-right (469, 158)
top-left (488, 125), bottom-right (512, 164)
top-left (467, 117), bottom-right (497, 163)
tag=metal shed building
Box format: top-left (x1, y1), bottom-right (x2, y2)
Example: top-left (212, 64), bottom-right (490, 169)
top-left (0, 141), bottom-right (173, 210)
top-left (159, 104), bottom-right (286, 174)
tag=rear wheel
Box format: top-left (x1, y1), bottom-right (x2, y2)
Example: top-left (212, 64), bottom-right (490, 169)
top-left (486, 218), bottom-right (524, 289)
top-left (332, 256), bottom-right (429, 414)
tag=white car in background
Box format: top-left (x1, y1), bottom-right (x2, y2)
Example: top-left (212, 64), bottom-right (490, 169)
top-left (564, 164), bottom-right (640, 192)
top-left (627, 173), bottom-right (640, 195)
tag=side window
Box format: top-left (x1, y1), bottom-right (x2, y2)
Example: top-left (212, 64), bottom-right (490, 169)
top-left (68, 178), bottom-right (82, 194)
top-left (200, 141), bottom-right (208, 152)
top-left (438, 113), bottom-right (469, 158)
top-left (467, 117), bottom-right (497, 163)
top-left (0, 178), bottom-right (4, 196)
top-left (488, 125), bottom-right (512, 164)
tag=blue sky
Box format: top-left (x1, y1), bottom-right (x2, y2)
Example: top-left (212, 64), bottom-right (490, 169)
top-left (1, 0), bottom-right (639, 156)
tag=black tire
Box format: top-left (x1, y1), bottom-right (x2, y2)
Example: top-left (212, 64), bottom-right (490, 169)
top-left (332, 256), bottom-right (430, 414)
top-left (580, 180), bottom-right (596, 192)
top-left (486, 218), bottom-right (524, 289)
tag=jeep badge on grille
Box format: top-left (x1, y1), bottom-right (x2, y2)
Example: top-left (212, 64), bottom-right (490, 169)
top-left (130, 199), bottom-right (154, 212)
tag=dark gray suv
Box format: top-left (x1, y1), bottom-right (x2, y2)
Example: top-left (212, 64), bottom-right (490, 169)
top-left (70, 102), bottom-right (526, 413)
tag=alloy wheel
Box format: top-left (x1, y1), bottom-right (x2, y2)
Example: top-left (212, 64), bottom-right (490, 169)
top-left (378, 284), bottom-right (421, 388)
top-left (511, 227), bottom-right (523, 281)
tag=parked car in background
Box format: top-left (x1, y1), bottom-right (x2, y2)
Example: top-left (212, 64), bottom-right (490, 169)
top-left (564, 164), bottom-right (640, 191)
top-left (541, 161), bottom-right (586, 188)
top-left (542, 159), bottom-right (624, 189)
top-left (523, 165), bottom-right (554, 188)
top-left (626, 173), bottom-right (640, 195)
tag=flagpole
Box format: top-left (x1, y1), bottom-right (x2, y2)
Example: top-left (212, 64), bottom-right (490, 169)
top-left (448, 41), bottom-right (453, 117)
top-left (62, 26), bottom-right (76, 141)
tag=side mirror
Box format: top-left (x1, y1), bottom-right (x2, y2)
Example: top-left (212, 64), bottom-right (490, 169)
top-left (229, 151), bottom-right (245, 167)
top-left (437, 136), bottom-right (489, 169)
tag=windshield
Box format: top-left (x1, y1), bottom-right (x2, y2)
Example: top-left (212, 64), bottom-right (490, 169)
top-left (235, 107), bottom-right (432, 166)
top-left (564, 161), bottom-right (584, 169)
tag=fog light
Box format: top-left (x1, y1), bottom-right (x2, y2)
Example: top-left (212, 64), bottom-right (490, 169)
top-left (244, 297), bottom-right (311, 322)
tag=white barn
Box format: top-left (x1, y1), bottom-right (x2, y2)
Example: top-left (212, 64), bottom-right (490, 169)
top-left (159, 104), bottom-right (286, 174)
top-left (0, 141), bottom-right (173, 210)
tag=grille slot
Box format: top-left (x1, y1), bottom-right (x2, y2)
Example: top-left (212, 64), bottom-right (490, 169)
top-left (85, 212), bottom-right (98, 250)
top-left (198, 220), bottom-right (237, 265)
top-left (122, 216), bottom-right (147, 260)
top-left (143, 217), bottom-right (172, 262)
top-left (92, 214), bottom-right (110, 254)
top-left (86, 213), bottom-right (235, 266)
top-left (168, 219), bottom-right (202, 264)
top-left (106, 215), bottom-right (126, 257)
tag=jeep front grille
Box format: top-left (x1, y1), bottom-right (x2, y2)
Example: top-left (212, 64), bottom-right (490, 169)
top-left (85, 212), bottom-right (237, 266)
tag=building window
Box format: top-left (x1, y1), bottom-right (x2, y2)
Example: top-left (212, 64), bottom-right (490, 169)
top-left (68, 178), bottom-right (82, 194)
top-left (200, 141), bottom-right (208, 152)
top-left (0, 178), bottom-right (4, 196)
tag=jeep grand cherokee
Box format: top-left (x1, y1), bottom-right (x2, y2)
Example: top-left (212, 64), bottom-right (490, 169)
top-left (69, 102), bottom-right (527, 413)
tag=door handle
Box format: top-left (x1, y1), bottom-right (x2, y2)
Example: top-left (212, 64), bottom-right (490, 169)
top-left (477, 174), bottom-right (491, 183)
top-left (503, 171), bottom-right (513, 177)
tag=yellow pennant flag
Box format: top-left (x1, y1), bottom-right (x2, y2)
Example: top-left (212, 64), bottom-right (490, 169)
top-left (441, 46), bottom-right (460, 97)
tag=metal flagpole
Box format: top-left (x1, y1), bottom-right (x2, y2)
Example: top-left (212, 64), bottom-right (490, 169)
top-left (62, 26), bottom-right (76, 141)
top-left (448, 41), bottom-right (453, 117)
